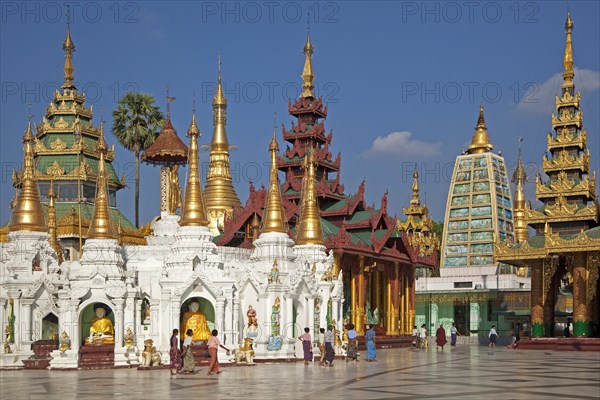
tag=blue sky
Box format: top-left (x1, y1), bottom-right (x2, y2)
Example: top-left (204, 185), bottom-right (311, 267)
top-left (1, 1), bottom-right (599, 226)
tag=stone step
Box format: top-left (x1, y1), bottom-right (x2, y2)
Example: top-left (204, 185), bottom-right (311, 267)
top-left (78, 344), bottom-right (115, 369)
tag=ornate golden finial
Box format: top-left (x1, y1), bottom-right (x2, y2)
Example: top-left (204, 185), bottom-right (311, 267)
top-left (187, 98), bottom-right (200, 137)
top-left (62, 6), bottom-right (76, 90)
top-left (562, 11), bottom-right (574, 83)
top-left (87, 123), bottom-right (116, 239)
top-left (9, 109), bottom-right (47, 232)
top-left (467, 104), bottom-right (493, 154)
top-left (300, 32), bottom-right (315, 98)
top-left (205, 54), bottom-right (241, 230)
top-left (512, 136), bottom-right (528, 243)
top-left (410, 165), bottom-right (420, 206)
top-left (166, 86), bottom-right (176, 118)
top-left (47, 181), bottom-right (64, 263)
top-left (213, 52), bottom-right (227, 107)
top-left (295, 145), bottom-right (324, 245)
top-left (261, 115), bottom-right (288, 233)
top-left (179, 108), bottom-right (209, 227)
top-left (211, 53), bottom-right (229, 149)
top-left (512, 136), bottom-right (527, 185)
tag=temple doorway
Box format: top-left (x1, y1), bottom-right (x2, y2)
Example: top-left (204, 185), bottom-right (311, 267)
top-left (41, 313), bottom-right (59, 341)
top-left (180, 297), bottom-right (215, 343)
top-left (454, 303), bottom-right (469, 335)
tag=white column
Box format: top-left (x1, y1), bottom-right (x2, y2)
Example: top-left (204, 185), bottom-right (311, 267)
top-left (0, 296), bottom-right (5, 348)
top-left (21, 299), bottom-right (34, 343)
top-left (216, 298), bottom-right (225, 338)
top-left (469, 302), bottom-right (480, 336)
top-left (69, 299), bottom-right (81, 351)
top-left (284, 295), bottom-right (293, 340)
top-left (430, 303), bottom-right (439, 334)
top-left (232, 299), bottom-right (240, 345)
top-left (10, 296), bottom-right (21, 349)
top-left (150, 299), bottom-right (160, 336)
top-left (307, 297), bottom-right (315, 336)
top-left (170, 298), bottom-right (181, 348)
top-left (114, 300), bottom-right (125, 347)
top-left (135, 299), bottom-right (142, 332)
top-left (124, 290), bottom-right (136, 335)
top-left (332, 299), bottom-right (340, 327)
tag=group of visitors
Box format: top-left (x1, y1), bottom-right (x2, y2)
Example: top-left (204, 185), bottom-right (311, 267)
top-left (169, 321), bottom-right (523, 374)
top-left (411, 322), bottom-right (524, 350)
top-left (411, 322), bottom-right (462, 350)
top-left (299, 325), bottom-right (336, 366)
top-left (299, 324), bottom-right (379, 365)
top-left (169, 328), bottom-right (231, 376)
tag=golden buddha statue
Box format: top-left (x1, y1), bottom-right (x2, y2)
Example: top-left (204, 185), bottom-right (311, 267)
top-left (180, 301), bottom-right (210, 342)
top-left (85, 305), bottom-right (115, 345)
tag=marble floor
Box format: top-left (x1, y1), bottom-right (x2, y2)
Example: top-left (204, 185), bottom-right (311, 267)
top-left (1, 346), bottom-right (599, 400)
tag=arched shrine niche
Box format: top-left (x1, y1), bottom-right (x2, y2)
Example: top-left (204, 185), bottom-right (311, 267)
top-left (41, 313), bottom-right (59, 340)
top-left (180, 297), bottom-right (215, 343)
top-left (80, 302), bottom-right (115, 345)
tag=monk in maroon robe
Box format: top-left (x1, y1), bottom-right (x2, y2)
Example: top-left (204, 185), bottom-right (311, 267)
top-left (436, 325), bottom-right (448, 351)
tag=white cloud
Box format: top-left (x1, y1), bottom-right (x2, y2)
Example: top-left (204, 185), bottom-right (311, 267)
top-left (364, 131), bottom-right (442, 158)
top-left (517, 68), bottom-right (600, 114)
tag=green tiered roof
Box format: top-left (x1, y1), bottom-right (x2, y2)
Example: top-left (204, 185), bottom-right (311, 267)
top-left (10, 26), bottom-right (134, 235)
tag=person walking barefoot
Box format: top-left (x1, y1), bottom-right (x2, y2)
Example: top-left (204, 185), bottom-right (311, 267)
top-left (181, 329), bottom-right (195, 374)
top-left (345, 324), bottom-right (358, 363)
top-left (365, 325), bottom-right (377, 362)
top-left (436, 324), bottom-right (447, 351)
top-left (318, 328), bottom-right (326, 366)
top-left (324, 325), bottom-right (335, 367)
top-left (299, 327), bottom-right (313, 365)
top-left (207, 329), bottom-right (230, 375)
top-left (169, 328), bottom-right (182, 375)
top-left (488, 325), bottom-right (498, 349)
top-left (450, 323), bottom-right (460, 348)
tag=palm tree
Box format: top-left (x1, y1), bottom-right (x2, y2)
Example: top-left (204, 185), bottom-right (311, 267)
top-left (112, 93), bottom-right (164, 227)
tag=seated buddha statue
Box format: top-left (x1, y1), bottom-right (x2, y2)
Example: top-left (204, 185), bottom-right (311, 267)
top-left (180, 301), bottom-right (210, 342)
top-left (85, 304), bottom-right (115, 345)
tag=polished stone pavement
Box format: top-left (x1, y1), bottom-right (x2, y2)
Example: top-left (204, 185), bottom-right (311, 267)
top-left (1, 346), bottom-right (599, 400)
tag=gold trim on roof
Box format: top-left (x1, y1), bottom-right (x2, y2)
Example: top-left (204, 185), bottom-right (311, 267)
top-left (542, 149), bottom-right (590, 173)
top-left (536, 171), bottom-right (596, 199)
top-left (547, 127), bottom-right (586, 150)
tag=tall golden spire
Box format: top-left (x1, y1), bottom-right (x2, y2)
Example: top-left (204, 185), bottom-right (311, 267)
top-left (205, 53), bottom-right (241, 230)
top-left (300, 33), bottom-right (315, 98)
top-left (179, 107), bottom-right (209, 227)
top-left (410, 167), bottom-right (420, 206)
top-left (261, 118), bottom-right (288, 233)
top-left (467, 104), bottom-right (493, 154)
top-left (47, 181), bottom-right (64, 263)
top-left (87, 123), bottom-right (117, 239)
top-left (62, 12), bottom-right (76, 90)
top-left (9, 111), bottom-right (47, 232)
top-left (512, 137), bottom-right (528, 243)
top-left (213, 52), bottom-right (227, 108)
top-left (295, 146), bottom-right (324, 245)
top-left (563, 12), bottom-right (574, 83)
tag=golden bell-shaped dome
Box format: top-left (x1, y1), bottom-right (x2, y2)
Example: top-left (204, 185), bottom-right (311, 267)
top-left (467, 104), bottom-right (493, 154)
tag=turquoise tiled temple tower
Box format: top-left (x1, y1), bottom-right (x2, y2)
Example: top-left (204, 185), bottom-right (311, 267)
top-left (440, 105), bottom-right (515, 269)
